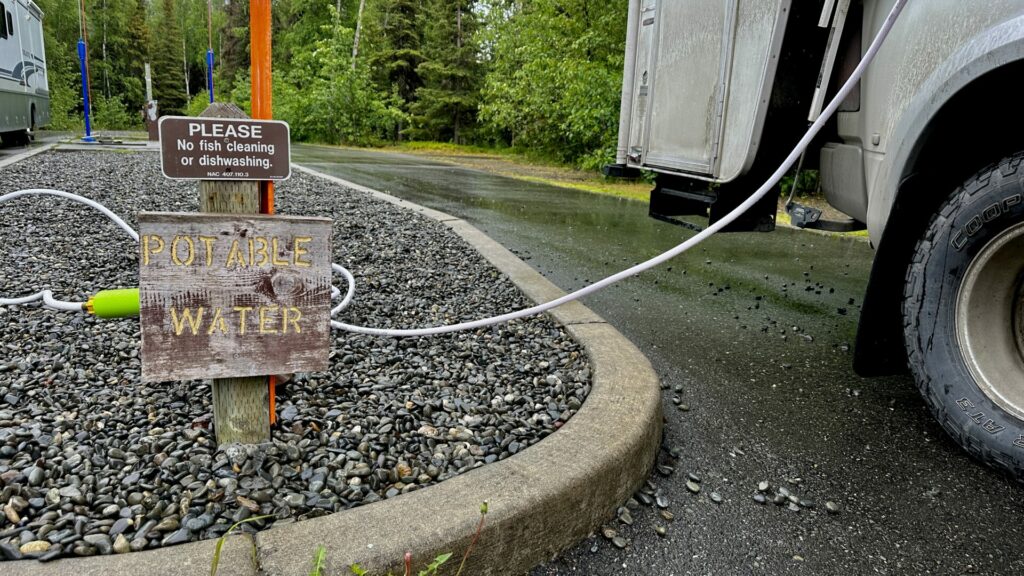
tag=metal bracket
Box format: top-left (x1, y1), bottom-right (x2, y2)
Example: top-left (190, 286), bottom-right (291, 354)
top-left (785, 201), bottom-right (865, 232)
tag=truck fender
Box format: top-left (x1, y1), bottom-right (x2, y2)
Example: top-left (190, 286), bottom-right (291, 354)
top-left (855, 16), bottom-right (1024, 377)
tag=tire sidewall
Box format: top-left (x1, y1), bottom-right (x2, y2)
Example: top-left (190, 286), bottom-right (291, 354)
top-left (907, 156), bottom-right (1024, 474)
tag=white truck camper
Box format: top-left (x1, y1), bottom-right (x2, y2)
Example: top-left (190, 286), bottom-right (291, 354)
top-left (0, 0), bottom-right (48, 146)
top-left (606, 0), bottom-right (1024, 481)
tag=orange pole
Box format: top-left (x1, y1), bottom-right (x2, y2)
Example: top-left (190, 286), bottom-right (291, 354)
top-left (250, 0), bottom-right (274, 216)
top-left (250, 0), bottom-right (277, 424)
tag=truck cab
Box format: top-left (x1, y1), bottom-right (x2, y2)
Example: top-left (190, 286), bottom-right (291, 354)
top-left (608, 0), bottom-right (1024, 481)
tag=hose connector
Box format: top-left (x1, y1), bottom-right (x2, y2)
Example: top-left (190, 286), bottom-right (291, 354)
top-left (86, 289), bottom-right (140, 318)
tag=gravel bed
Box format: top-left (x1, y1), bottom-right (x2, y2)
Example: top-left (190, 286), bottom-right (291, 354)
top-left (0, 151), bottom-right (591, 561)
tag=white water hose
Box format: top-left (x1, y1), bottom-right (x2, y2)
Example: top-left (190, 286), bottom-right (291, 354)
top-left (0, 189), bottom-right (358, 315)
top-left (0, 0), bottom-right (907, 337)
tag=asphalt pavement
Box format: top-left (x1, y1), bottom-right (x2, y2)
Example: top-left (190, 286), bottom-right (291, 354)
top-left (268, 145), bottom-right (1023, 574)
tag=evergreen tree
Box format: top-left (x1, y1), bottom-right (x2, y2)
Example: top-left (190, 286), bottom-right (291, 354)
top-left (407, 0), bottom-right (481, 143)
top-left (123, 0), bottom-right (150, 108)
top-left (150, 0), bottom-right (187, 115)
top-left (220, 0), bottom-right (250, 92)
top-left (362, 0), bottom-right (424, 108)
top-left (88, 0), bottom-right (148, 113)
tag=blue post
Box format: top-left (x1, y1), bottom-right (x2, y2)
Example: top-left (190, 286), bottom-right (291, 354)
top-left (77, 39), bottom-right (96, 143)
top-left (207, 49), bottom-right (215, 103)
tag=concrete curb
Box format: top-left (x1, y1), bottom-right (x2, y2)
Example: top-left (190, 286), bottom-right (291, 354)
top-left (0, 142), bottom-right (59, 171)
top-left (259, 166), bottom-right (663, 575)
top-left (3, 157), bottom-right (662, 575)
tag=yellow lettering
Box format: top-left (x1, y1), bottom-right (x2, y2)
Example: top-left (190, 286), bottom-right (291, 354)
top-left (225, 240), bottom-right (247, 267)
top-left (142, 234), bottom-right (164, 265)
top-left (198, 236), bottom-right (216, 266)
top-left (233, 306), bottom-right (252, 335)
top-left (271, 237), bottom-right (289, 266)
top-left (283, 306), bottom-right (302, 334)
top-left (170, 235), bottom-right (195, 266)
top-left (259, 306), bottom-right (278, 334)
top-left (170, 307), bottom-right (204, 336)
top-left (293, 237), bottom-right (312, 267)
top-left (252, 237), bottom-right (270, 266)
top-left (206, 307), bottom-right (228, 335)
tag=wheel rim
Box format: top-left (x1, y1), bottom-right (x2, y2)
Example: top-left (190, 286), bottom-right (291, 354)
top-left (956, 221), bottom-right (1024, 420)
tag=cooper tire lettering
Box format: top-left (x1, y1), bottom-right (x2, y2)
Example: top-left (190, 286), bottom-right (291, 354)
top-left (982, 203), bottom-right (1001, 222)
top-left (964, 215), bottom-right (983, 237)
top-left (949, 194), bottom-right (1024, 251)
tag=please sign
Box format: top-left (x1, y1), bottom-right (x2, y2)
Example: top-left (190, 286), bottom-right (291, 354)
top-left (138, 212), bottom-right (332, 382)
top-left (159, 116), bottom-right (291, 181)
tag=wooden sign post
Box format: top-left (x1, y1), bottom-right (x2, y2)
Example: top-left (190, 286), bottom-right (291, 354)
top-left (203, 104), bottom-right (271, 445)
top-left (144, 102), bottom-right (320, 445)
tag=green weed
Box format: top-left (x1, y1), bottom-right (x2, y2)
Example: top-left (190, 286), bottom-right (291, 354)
top-left (309, 545), bottom-right (327, 576)
top-left (349, 502), bottom-right (488, 576)
top-left (210, 514), bottom-right (273, 576)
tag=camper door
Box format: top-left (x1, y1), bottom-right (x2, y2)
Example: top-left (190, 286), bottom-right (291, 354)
top-left (628, 0), bottom-right (792, 182)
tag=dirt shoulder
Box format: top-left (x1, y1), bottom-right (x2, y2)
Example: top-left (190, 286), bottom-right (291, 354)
top-left (372, 144), bottom-right (653, 202)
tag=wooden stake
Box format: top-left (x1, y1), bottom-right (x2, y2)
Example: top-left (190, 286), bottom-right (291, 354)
top-left (199, 102), bottom-right (270, 445)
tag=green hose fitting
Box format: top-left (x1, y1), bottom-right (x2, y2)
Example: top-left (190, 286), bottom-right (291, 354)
top-left (86, 288), bottom-right (140, 318)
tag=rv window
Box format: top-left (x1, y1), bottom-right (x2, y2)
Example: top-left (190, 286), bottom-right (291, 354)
top-left (0, 4), bottom-right (7, 39)
top-left (5, 11), bottom-right (11, 36)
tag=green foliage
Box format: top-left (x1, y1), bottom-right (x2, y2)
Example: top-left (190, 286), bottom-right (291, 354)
top-left (421, 552), bottom-right (452, 574)
top-left (92, 94), bottom-right (141, 130)
top-left (87, 0), bottom-right (149, 111)
top-left (227, 72), bottom-right (253, 117)
top-left (349, 552), bottom-right (451, 576)
top-left (151, 0), bottom-right (188, 115)
top-left (38, 0), bottom-right (632, 171)
top-left (781, 169), bottom-right (821, 199)
top-left (219, 0), bottom-right (250, 89)
top-left (406, 0), bottom-right (480, 143)
top-left (35, 0), bottom-right (83, 130)
top-left (273, 19), bottom-right (405, 145)
top-left (48, 80), bottom-right (84, 131)
top-left (309, 545), bottom-right (327, 576)
top-left (209, 515), bottom-right (272, 576)
top-left (362, 0), bottom-right (424, 108)
top-left (477, 0), bottom-right (627, 168)
top-left (186, 91), bottom-right (212, 117)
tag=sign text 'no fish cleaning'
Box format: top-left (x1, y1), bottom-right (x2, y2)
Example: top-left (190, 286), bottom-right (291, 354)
top-left (138, 212), bottom-right (332, 383)
top-left (159, 116), bottom-right (292, 181)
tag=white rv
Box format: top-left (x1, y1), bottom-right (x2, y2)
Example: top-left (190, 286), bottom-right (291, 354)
top-left (0, 0), bottom-right (48, 146)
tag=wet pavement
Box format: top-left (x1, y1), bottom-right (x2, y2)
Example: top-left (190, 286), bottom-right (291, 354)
top-left (294, 144), bottom-right (1024, 575)
top-left (0, 132), bottom-right (57, 161)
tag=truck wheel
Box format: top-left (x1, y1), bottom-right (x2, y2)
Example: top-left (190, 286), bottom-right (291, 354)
top-left (904, 151), bottom-right (1024, 480)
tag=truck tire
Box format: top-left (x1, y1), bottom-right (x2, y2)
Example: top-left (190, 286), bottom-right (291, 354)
top-left (904, 151), bottom-right (1024, 480)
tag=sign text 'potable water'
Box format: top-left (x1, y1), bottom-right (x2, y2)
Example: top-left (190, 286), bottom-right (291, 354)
top-left (138, 212), bottom-right (332, 382)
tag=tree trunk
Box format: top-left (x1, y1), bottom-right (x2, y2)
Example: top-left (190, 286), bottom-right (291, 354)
top-left (102, 0), bottom-right (109, 98)
top-left (351, 0), bottom-right (366, 70)
top-left (183, 35), bottom-right (189, 101)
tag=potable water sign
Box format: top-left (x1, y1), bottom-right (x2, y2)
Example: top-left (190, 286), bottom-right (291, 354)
top-left (158, 116), bottom-right (291, 181)
top-left (137, 212), bottom-right (332, 383)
